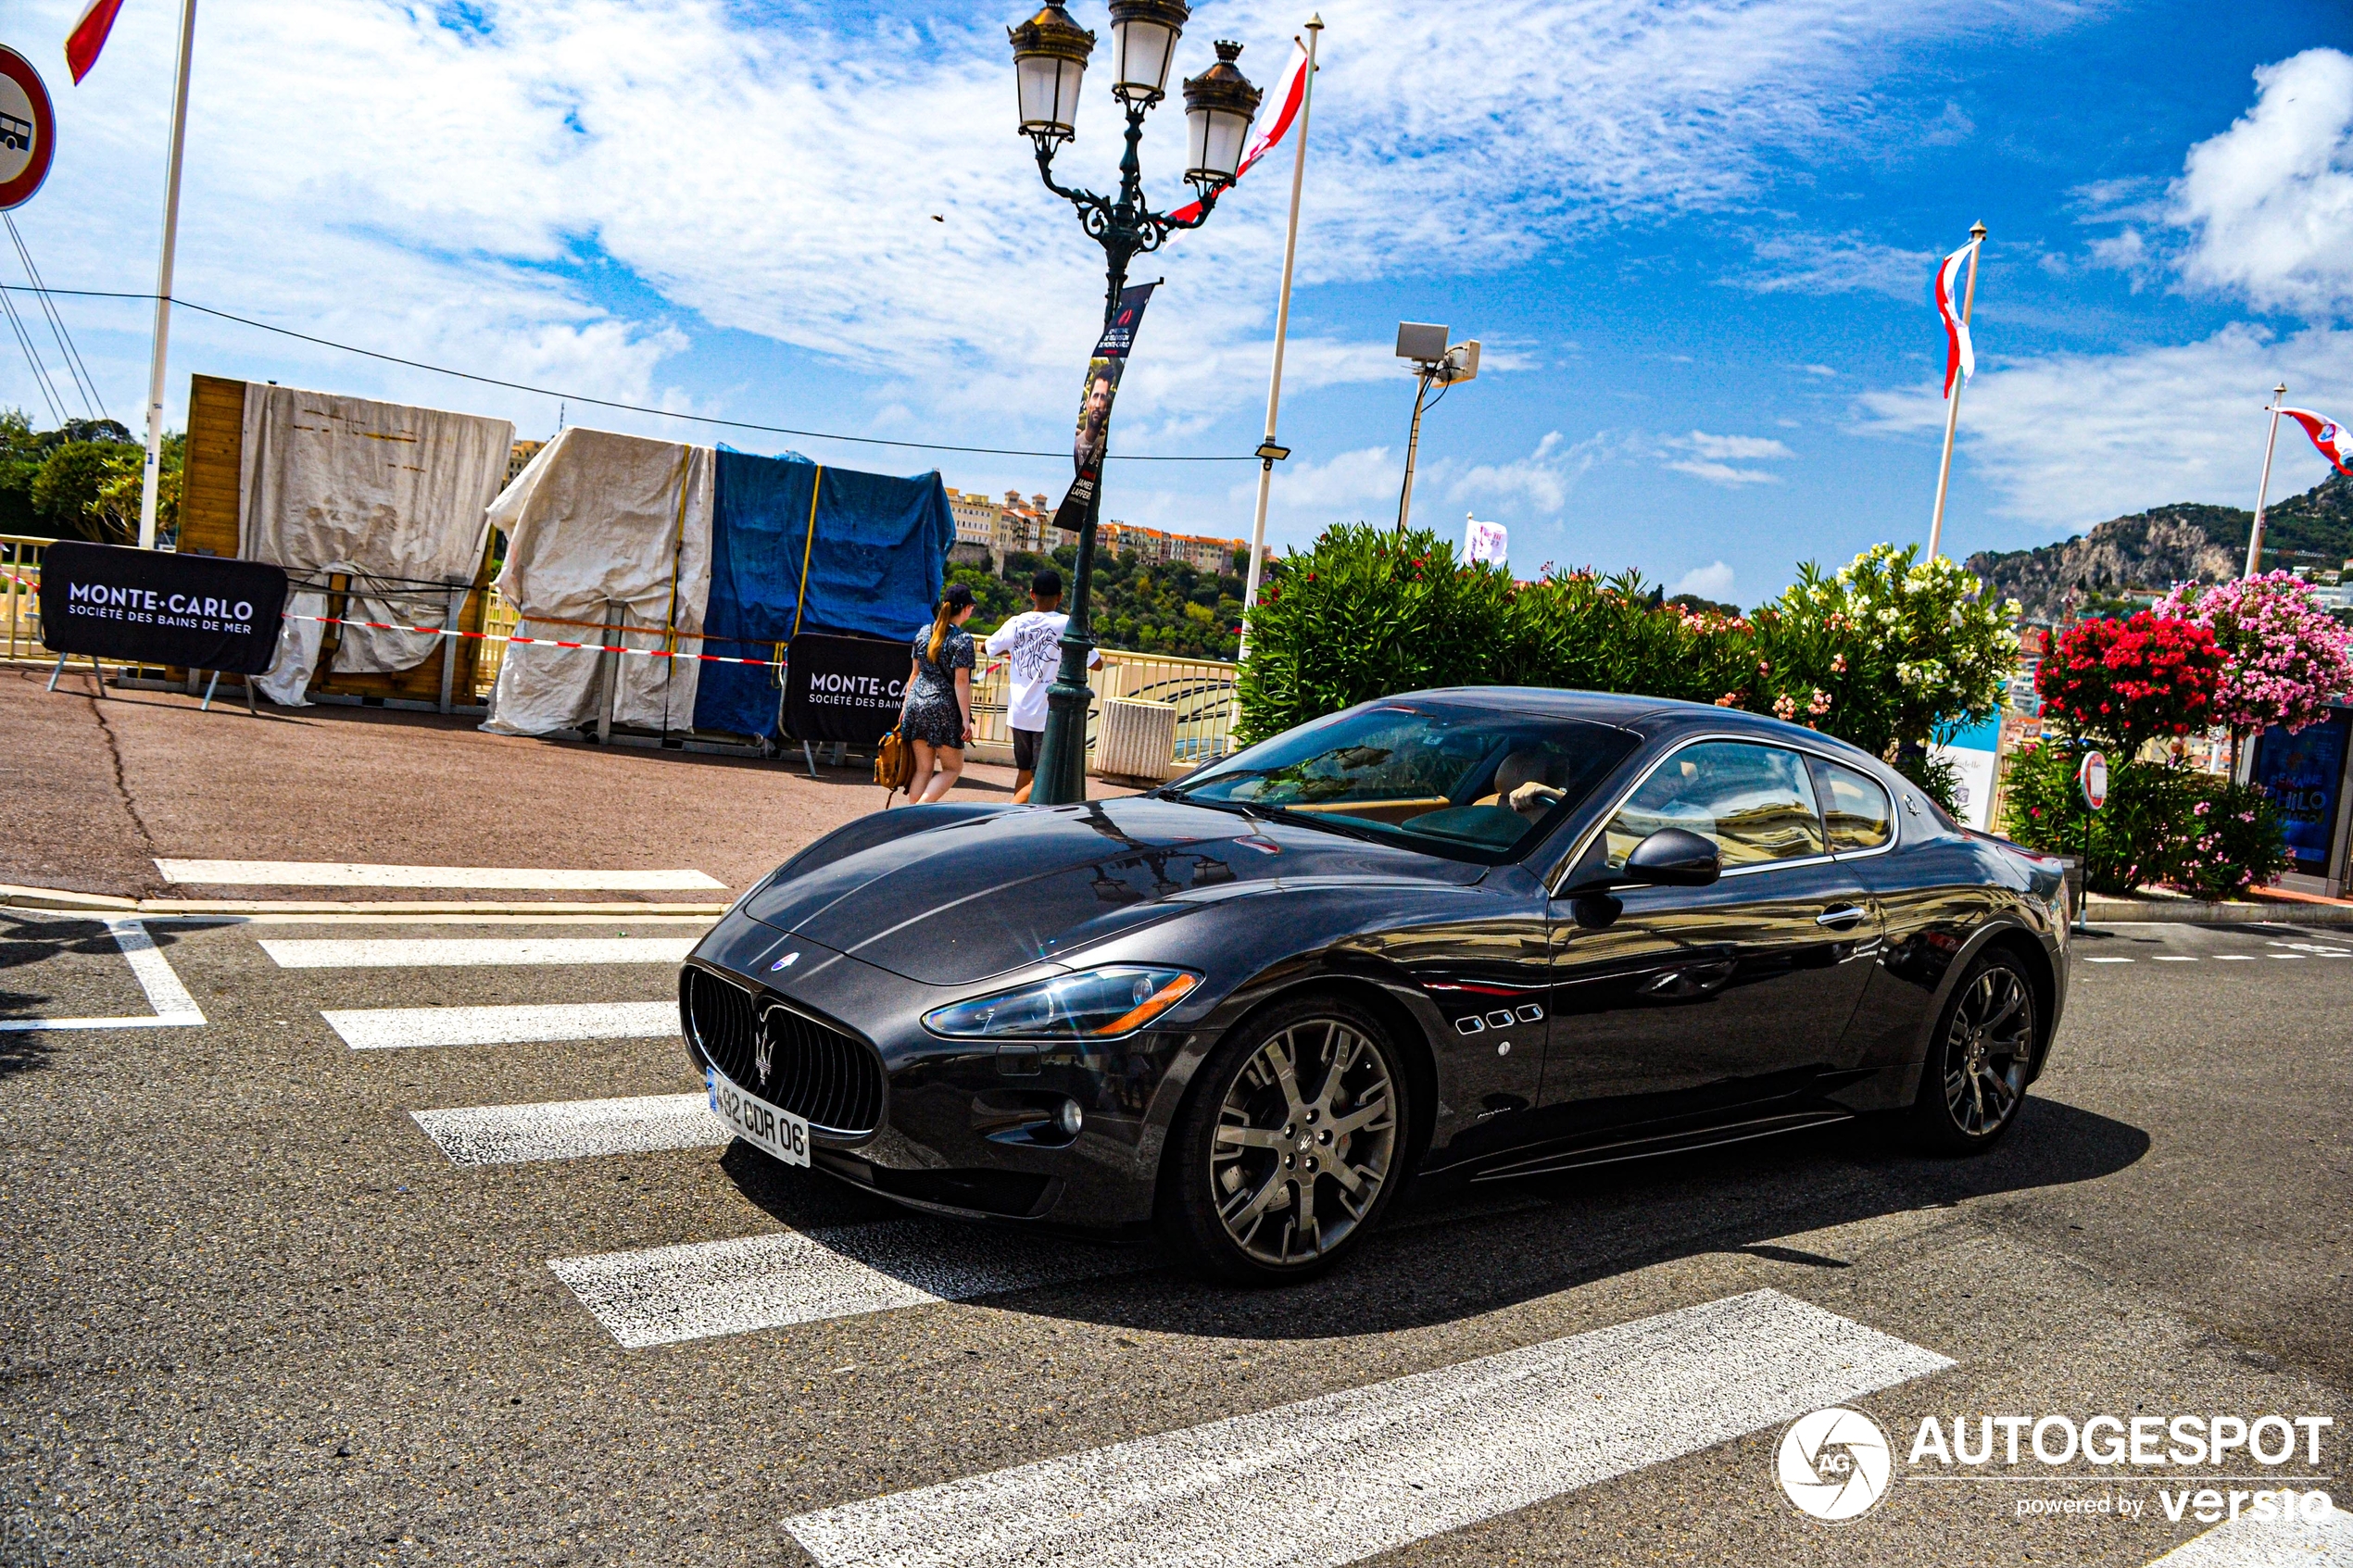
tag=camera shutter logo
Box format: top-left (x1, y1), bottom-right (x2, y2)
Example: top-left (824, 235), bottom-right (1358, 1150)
top-left (1778, 1407), bottom-right (1894, 1522)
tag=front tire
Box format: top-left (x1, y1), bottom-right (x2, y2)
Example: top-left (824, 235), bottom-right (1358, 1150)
top-left (1906, 949), bottom-right (2038, 1154)
top-left (1159, 994), bottom-right (1410, 1285)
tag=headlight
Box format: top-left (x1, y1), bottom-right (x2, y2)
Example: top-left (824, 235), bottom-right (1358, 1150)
top-left (923, 966), bottom-right (1200, 1041)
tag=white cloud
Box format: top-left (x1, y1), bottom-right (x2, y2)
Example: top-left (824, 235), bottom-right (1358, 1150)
top-left (1660, 429), bottom-right (1793, 485)
top-left (7, 0), bottom-right (2104, 456)
top-left (1672, 560), bottom-right (1737, 599)
top-left (1849, 322), bottom-right (2353, 527)
top-left (2169, 48), bottom-right (2353, 318)
top-left (1738, 233), bottom-right (1935, 300)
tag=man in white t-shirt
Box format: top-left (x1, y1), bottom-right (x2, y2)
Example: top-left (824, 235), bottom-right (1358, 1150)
top-left (985, 568), bottom-right (1100, 803)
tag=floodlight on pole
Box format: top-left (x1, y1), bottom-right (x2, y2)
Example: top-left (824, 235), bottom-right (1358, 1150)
top-left (1394, 324), bottom-right (1476, 532)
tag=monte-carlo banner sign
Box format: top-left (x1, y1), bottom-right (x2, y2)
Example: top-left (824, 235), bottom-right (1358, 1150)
top-left (39, 540), bottom-right (290, 675)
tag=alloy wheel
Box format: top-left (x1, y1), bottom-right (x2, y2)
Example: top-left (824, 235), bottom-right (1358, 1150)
top-left (1210, 1017), bottom-right (1398, 1268)
top-left (1943, 964), bottom-right (2032, 1138)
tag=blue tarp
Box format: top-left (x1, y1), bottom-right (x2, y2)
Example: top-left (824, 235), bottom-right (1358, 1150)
top-left (691, 450), bottom-right (952, 740)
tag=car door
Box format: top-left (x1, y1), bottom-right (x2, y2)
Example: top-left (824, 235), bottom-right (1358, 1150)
top-left (1537, 739), bottom-right (1883, 1130)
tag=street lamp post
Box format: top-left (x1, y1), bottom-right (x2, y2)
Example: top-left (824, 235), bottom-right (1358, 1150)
top-left (1010, 0), bottom-right (1260, 805)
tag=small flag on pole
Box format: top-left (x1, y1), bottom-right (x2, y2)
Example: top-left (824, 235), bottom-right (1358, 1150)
top-left (1932, 241), bottom-right (1979, 399)
top-left (1168, 39), bottom-right (1311, 225)
top-left (66, 0), bottom-right (128, 83)
top-left (2282, 408), bottom-right (2353, 476)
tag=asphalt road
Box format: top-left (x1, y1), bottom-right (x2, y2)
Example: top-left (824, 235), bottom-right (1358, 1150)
top-left (1, 910), bottom-right (2347, 1566)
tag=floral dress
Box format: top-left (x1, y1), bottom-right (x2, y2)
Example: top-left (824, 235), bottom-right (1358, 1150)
top-left (901, 625), bottom-right (974, 746)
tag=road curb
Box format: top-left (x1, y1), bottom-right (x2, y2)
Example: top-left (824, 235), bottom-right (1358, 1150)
top-left (2085, 897), bottom-right (2353, 926)
top-left (0, 884), bottom-right (730, 918)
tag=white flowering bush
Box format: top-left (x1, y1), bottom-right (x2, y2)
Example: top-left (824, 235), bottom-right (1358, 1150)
top-left (1743, 545), bottom-right (2020, 798)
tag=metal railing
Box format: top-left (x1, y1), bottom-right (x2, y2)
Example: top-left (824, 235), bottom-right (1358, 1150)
top-left (970, 646), bottom-right (1239, 771)
top-left (2, 534), bottom-right (48, 661)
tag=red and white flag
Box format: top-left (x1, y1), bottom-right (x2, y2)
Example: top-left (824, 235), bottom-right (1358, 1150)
top-left (66, 0), bottom-right (129, 83)
top-left (1168, 39), bottom-right (1311, 225)
top-left (1932, 241), bottom-right (1978, 399)
top-left (2284, 408), bottom-right (2353, 475)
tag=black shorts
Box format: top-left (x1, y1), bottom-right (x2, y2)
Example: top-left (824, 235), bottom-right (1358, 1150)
top-left (1012, 726), bottom-right (1043, 773)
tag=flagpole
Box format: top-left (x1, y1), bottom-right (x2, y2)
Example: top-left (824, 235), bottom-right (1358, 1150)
top-left (1237, 15), bottom-right (1320, 660)
top-left (135, 0), bottom-right (199, 550)
top-left (1926, 219), bottom-right (1985, 561)
top-left (2244, 383), bottom-right (2286, 579)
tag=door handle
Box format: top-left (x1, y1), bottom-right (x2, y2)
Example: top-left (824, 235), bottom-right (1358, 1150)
top-left (1816, 905), bottom-right (1867, 929)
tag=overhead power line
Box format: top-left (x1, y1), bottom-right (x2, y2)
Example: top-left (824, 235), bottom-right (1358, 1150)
top-left (0, 284), bottom-right (1256, 463)
top-left (5, 220), bottom-right (107, 421)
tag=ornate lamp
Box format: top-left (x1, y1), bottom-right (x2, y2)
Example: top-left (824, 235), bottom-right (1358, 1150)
top-left (1182, 41), bottom-right (1263, 187)
top-left (1010, 1), bottom-right (1096, 145)
top-left (1107, 0), bottom-right (1189, 104)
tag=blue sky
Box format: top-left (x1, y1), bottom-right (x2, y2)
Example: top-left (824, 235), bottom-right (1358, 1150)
top-left (11, 0), bottom-right (2353, 605)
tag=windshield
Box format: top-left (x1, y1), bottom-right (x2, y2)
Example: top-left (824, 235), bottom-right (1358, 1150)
top-left (1173, 702), bottom-right (1640, 860)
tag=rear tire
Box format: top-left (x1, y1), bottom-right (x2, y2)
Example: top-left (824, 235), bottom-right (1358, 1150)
top-left (1905, 948), bottom-right (2039, 1154)
top-left (1158, 994), bottom-right (1411, 1286)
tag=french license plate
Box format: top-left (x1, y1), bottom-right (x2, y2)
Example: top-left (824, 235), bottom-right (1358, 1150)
top-left (706, 1063), bottom-right (811, 1168)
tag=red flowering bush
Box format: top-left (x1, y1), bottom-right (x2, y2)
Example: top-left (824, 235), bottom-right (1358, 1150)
top-left (2034, 612), bottom-right (2224, 754)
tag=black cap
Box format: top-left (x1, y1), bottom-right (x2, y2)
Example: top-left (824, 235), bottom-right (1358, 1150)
top-left (1031, 569), bottom-right (1064, 597)
top-left (943, 582), bottom-right (975, 610)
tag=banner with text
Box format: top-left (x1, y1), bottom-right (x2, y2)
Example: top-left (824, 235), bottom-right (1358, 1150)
top-left (1051, 282), bottom-right (1157, 536)
top-left (37, 541), bottom-right (290, 674)
top-left (784, 632), bottom-right (912, 746)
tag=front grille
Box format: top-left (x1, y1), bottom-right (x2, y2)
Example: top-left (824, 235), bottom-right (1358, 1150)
top-left (682, 967), bottom-right (886, 1137)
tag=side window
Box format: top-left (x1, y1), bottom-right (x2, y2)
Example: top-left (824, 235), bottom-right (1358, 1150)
top-left (1808, 759), bottom-right (1895, 852)
top-left (1604, 742), bottom-right (1827, 870)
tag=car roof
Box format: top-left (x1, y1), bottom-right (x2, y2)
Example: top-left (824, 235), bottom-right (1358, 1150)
top-left (1397, 686), bottom-right (1886, 766)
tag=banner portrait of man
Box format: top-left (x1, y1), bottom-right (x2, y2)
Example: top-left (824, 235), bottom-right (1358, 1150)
top-left (1074, 357), bottom-right (1122, 476)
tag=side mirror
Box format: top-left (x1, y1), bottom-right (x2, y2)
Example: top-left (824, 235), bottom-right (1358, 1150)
top-left (1623, 827), bottom-right (1720, 887)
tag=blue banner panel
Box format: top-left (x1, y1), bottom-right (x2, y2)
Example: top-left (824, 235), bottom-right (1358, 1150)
top-left (2249, 708), bottom-right (2350, 875)
top-left (693, 451), bottom-right (951, 740)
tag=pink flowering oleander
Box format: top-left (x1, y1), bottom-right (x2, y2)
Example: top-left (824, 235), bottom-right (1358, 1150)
top-left (2156, 571), bottom-right (2353, 737)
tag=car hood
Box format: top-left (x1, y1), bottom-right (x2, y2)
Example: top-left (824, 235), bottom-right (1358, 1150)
top-left (742, 795), bottom-right (1483, 985)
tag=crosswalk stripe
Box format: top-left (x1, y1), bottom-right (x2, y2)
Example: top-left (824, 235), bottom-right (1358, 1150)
top-left (322, 1000), bottom-right (676, 1050)
top-left (2086, 957), bottom-right (2134, 964)
top-left (548, 1223), bottom-right (1146, 1348)
top-left (412, 1093), bottom-right (725, 1165)
top-left (262, 937), bottom-right (697, 969)
top-left (2152, 956), bottom-right (2198, 962)
top-left (0, 918), bottom-right (207, 1033)
top-left (782, 1288), bottom-right (1953, 1568)
top-left (156, 859), bottom-right (724, 890)
top-left (2214, 955), bottom-right (2259, 960)
top-left (2143, 1508), bottom-right (2350, 1565)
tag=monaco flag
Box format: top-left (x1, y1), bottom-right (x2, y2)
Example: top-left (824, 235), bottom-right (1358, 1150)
top-left (1933, 241), bottom-right (1979, 399)
top-left (2284, 408), bottom-right (2353, 476)
top-left (67, 0), bottom-right (129, 83)
top-left (1168, 39), bottom-right (1311, 225)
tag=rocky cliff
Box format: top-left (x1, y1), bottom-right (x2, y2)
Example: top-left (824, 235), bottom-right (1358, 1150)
top-left (1968, 472), bottom-right (2353, 622)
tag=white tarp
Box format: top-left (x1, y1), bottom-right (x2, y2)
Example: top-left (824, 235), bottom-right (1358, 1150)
top-left (238, 383), bottom-right (512, 704)
top-left (480, 427), bottom-right (714, 738)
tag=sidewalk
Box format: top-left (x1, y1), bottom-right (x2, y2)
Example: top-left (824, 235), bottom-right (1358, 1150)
top-left (2, 664), bottom-right (1112, 903)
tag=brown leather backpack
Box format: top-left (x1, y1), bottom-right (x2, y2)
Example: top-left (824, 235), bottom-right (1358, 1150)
top-left (874, 726), bottom-right (916, 804)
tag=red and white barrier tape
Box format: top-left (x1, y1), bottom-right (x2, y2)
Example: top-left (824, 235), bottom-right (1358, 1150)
top-left (287, 613), bottom-right (783, 667)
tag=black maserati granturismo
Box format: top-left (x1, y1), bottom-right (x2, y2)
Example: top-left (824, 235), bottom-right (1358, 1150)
top-left (680, 689), bottom-right (2070, 1283)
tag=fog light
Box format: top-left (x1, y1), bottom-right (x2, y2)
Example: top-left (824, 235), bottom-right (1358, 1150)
top-left (1055, 1099), bottom-right (1084, 1137)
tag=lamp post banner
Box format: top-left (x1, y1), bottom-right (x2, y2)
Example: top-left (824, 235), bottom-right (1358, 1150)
top-left (36, 540), bottom-right (289, 673)
top-left (1051, 282), bottom-right (1158, 534)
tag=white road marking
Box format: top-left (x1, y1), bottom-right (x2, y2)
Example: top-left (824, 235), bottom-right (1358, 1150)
top-left (549, 1223), bottom-right (1148, 1348)
top-left (2085, 957), bottom-right (2134, 964)
top-left (2143, 1507), bottom-right (2350, 1566)
top-left (2151, 956), bottom-right (2198, 962)
top-left (262, 936), bottom-right (697, 969)
top-left (782, 1289), bottom-right (1954, 1568)
top-left (322, 1000), bottom-right (676, 1050)
top-left (412, 1093), bottom-right (724, 1165)
top-left (0, 919), bottom-right (206, 1033)
top-left (2270, 954), bottom-right (2309, 960)
top-left (2214, 955), bottom-right (2259, 961)
top-left (155, 859), bottom-right (724, 890)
